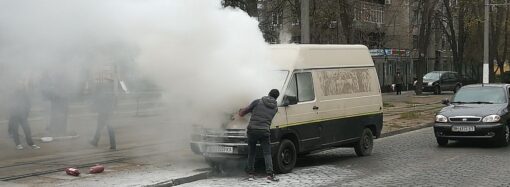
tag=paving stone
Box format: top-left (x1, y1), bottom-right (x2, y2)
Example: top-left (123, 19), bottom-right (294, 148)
top-left (181, 128), bottom-right (510, 186)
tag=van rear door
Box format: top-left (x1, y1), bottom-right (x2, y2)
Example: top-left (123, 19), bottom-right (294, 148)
top-left (282, 72), bottom-right (321, 152)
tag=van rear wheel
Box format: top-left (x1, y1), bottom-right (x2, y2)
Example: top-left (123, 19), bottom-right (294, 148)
top-left (354, 128), bottom-right (373, 156)
top-left (273, 139), bottom-right (296, 174)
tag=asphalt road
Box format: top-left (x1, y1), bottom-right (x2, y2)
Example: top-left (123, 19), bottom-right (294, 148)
top-left (181, 127), bottom-right (510, 186)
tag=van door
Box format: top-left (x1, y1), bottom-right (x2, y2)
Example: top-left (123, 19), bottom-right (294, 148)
top-left (282, 72), bottom-right (321, 152)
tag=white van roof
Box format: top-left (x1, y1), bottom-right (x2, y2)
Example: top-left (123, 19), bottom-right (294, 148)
top-left (270, 44), bottom-right (374, 70)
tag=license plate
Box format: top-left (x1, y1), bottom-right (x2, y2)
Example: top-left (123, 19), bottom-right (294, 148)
top-left (452, 126), bottom-right (475, 132)
top-left (206, 146), bottom-right (233, 153)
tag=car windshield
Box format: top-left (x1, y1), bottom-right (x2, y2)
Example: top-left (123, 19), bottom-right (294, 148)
top-left (423, 72), bottom-right (440, 80)
top-left (452, 87), bottom-right (507, 104)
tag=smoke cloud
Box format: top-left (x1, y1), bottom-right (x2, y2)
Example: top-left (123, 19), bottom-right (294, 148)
top-left (0, 0), bottom-right (280, 129)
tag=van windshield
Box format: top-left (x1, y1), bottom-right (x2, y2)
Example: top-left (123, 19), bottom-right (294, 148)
top-left (452, 87), bottom-right (507, 104)
top-left (272, 70), bottom-right (289, 90)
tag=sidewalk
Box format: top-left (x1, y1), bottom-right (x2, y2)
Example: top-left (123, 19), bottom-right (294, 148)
top-left (8, 152), bottom-right (209, 187)
top-left (381, 91), bottom-right (452, 134)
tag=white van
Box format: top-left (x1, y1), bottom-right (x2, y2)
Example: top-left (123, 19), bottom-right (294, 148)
top-left (191, 44), bottom-right (383, 173)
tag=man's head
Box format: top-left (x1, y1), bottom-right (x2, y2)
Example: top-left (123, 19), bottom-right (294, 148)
top-left (269, 89), bottom-right (280, 99)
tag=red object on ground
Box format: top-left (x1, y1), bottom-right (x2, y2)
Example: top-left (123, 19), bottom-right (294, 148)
top-left (89, 165), bottom-right (104, 174)
top-left (65, 168), bottom-right (80, 176)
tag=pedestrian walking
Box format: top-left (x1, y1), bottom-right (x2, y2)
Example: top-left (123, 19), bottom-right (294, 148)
top-left (89, 71), bottom-right (116, 150)
top-left (239, 89), bottom-right (280, 182)
top-left (8, 77), bottom-right (40, 150)
top-left (40, 71), bottom-right (70, 137)
top-left (394, 72), bottom-right (404, 95)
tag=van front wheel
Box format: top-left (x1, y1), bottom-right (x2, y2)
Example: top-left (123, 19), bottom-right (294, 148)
top-left (273, 139), bottom-right (296, 174)
top-left (354, 128), bottom-right (374, 156)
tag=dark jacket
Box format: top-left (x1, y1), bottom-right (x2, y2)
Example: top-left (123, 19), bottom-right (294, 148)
top-left (8, 88), bottom-right (31, 117)
top-left (240, 96), bottom-right (278, 131)
top-left (394, 74), bottom-right (404, 84)
top-left (92, 82), bottom-right (115, 114)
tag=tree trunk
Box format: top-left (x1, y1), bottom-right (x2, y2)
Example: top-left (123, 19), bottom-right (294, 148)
top-left (246, 0), bottom-right (258, 17)
top-left (338, 0), bottom-right (354, 43)
top-left (415, 0), bottom-right (438, 95)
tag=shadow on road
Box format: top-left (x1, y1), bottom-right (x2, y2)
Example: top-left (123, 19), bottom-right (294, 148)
top-left (440, 140), bottom-right (509, 149)
top-left (208, 148), bottom-right (359, 178)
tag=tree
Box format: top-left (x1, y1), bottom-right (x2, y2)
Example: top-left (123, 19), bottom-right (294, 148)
top-left (415, 0), bottom-right (440, 95)
top-left (438, 0), bottom-right (469, 74)
top-left (222, 0), bottom-right (258, 17)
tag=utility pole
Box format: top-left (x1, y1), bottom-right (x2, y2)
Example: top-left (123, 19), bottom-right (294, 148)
top-left (483, 0), bottom-right (490, 83)
top-left (301, 0), bottom-right (310, 44)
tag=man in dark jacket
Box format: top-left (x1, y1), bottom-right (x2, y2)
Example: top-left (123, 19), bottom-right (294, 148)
top-left (239, 89), bottom-right (280, 182)
top-left (89, 75), bottom-right (116, 150)
top-left (8, 80), bottom-right (40, 150)
top-left (393, 72), bottom-right (404, 95)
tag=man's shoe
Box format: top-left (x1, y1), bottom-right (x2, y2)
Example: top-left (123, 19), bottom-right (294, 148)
top-left (16, 145), bottom-right (23, 150)
top-left (110, 146), bottom-right (116, 150)
top-left (247, 174), bottom-right (255, 181)
top-left (30, 145), bottom-right (40, 149)
top-left (266, 173), bottom-right (279, 182)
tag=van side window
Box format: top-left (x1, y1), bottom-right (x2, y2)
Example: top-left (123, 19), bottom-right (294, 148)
top-left (297, 72), bottom-right (315, 102)
top-left (285, 72), bottom-right (315, 103)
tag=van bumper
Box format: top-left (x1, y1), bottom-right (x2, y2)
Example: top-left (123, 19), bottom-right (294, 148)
top-left (190, 141), bottom-right (279, 158)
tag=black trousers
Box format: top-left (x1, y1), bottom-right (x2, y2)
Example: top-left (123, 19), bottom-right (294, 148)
top-left (246, 129), bottom-right (273, 175)
top-left (91, 112), bottom-right (116, 149)
top-left (8, 114), bottom-right (34, 146)
top-left (395, 84), bottom-right (402, 95)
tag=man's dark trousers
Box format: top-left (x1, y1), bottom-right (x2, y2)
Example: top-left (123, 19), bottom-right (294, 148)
top-left (91, 112), bottom-right (116, 149)
top-left (396, 83), bottom-right (402, 95)
top-left (246, 129), bottom-right (273, 174)
top-left (9, 114), bottom-right (34, 146)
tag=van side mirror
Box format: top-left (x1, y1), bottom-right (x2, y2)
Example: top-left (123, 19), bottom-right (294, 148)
top-left (283, 95), bottom-right (298, 106)
top-left (441, 98), bottom-right (450, 105)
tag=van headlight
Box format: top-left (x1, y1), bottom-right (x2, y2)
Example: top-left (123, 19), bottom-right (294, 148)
top-left (435, 115), bottom-right (448, 123)
top-left (482, 115), bottom-right (501, 123)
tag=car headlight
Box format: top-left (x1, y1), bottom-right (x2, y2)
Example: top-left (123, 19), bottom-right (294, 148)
top-left (435, 115), bottom-right (448, 123)
top-left (428, 82), bottom-right (433, 86)
top-left (482, 115), bottom-right (501, 123)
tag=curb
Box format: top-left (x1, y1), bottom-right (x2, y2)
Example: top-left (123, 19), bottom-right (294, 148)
top-left (145, 171), bottom-right (210, 187)
top-left (381, 122), bottom-right (434, 138)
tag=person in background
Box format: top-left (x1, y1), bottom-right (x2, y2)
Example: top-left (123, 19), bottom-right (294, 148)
top-left (89, 69), bottom-right (116, 150)
top-left (393, 71), bottom-right (404, 95)
top-left (40, 71), bottom-right (70, 137)
top-left (8, 76), bottom-right (40, 150)
top-left (239, 89), bottom-right (280, 182)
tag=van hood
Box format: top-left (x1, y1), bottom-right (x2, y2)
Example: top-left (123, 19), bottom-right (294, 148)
top-left (439, 104), bottom-right (507, 117)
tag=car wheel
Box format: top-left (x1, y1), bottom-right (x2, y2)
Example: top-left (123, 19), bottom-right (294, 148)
top-left (436, 138), bottom-right (448, 146)
top-left (273, 139), bottom-right (296, 174)
top-left (454, 85), bottom-right (461, 93)
top-left (496, 125), bottom-right (510, 147)
top-left (354, 128), bottom-right (374, 156)
top-left (434, 86), bottom-right (441, 95)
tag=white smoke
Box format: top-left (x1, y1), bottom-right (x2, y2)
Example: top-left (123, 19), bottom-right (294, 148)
top-left (0, 0), bottom-right (279, 128)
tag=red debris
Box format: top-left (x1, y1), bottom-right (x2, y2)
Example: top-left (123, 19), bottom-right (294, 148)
top-left (65, 167), bottom-right (80, 176)
top-left (89, 165), bottom-right (104, 174)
